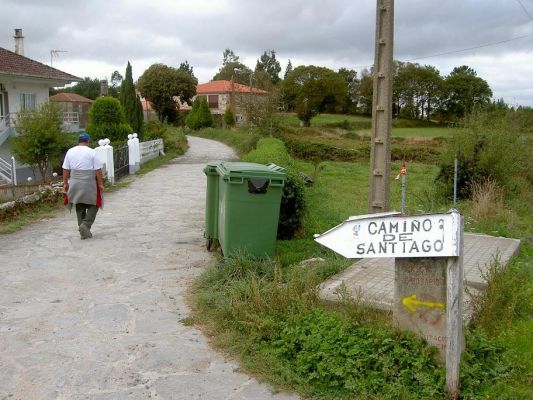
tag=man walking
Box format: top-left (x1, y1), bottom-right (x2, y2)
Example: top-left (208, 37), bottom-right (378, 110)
top-left (63, 132), bottom-right (105, 239)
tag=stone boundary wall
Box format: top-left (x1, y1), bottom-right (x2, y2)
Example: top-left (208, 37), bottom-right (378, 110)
top-left (0, 183), bottom-right (57, 202)
top-left (140, 139), bottom-right (164, 164)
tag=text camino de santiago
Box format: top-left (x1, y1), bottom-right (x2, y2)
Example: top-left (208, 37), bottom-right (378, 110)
top-left (355, 218), bottom-right (445, 256)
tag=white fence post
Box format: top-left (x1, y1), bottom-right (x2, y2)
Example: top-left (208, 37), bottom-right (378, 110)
top-left (133, 133), bottom-right (140, 170)
top-left (96, 138), bottom-right (115, 185)
top-left (127, 134), bottom-right (137, 174)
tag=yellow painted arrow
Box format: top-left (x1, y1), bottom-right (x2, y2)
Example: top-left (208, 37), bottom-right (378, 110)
top-left (402, 294), bottom-right (445, 313)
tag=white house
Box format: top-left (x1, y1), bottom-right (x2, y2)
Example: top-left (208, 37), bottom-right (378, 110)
top-left (0, 29), bottom-right (80, 184)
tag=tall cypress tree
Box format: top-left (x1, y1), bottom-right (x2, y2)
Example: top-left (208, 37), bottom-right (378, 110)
top-left (120, 61), bottom-right (144, 134)
top-left (284, 59), bottom-right (293, 80)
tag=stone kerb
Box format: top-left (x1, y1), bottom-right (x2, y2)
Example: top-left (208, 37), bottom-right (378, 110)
top-left (140, 139), bottom-right (164, 164)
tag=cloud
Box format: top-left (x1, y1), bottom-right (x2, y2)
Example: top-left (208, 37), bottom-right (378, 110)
top-left (1, 0), bottom-right (532, 105)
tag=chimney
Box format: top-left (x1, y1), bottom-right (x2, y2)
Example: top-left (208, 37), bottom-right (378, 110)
top-left (14, 29), bottom-right (24, 56)
top-left (99, 80), bottom-right (108, 96)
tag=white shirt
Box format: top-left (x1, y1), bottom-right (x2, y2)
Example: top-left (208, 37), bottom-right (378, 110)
top-left (62, 145), bottom-right (103, 171)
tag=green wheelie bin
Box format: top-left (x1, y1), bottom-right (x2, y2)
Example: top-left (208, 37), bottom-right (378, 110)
top-left (203, 163), bottom-right (220, 250)
top-left (216, 162), bottom-right (286, 258)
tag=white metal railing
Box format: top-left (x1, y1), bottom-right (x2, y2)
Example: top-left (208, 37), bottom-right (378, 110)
top-left (0, 113), bottom-right (14, 132)
top-left (62, 112), bottom-right (79, 124)
top-left (0, 156), bottom-right (16, 185)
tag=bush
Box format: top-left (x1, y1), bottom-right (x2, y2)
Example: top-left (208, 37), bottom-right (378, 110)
top-left (13, 102), bottom-right (73, 182)
top-left (469, 179), bottom-right (505, 221)
top-left (391, 144), bottom-right (442, 163)
top-left (143, 120), bottom-right (187, 153)
top-left (86, 96), bottom-right (132, 143)
top-left (273, 308), bottom-right (446, 398)
top-left (243, 138), bottom-right (306, 239)
top-left (186, 98), bottom-right (213, 130)
top-left (224, 107), bottom-right (236, 127)
top-left (323, 119), bottom-right (372, 130)
top-left (283, 138), bottom-right (362, 163)
top-left (436, 108), bottom-right (533, 200)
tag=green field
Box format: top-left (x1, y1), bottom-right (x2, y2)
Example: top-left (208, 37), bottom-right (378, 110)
top-left (276, 112), bottom-right (371, 126)
top-left (277, 113), bottom-right (457, 139)
top-left (391, 127), bottom-right (457, 138)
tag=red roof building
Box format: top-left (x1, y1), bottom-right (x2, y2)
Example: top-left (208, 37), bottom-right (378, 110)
top-left (194, 80), bottom-right (268, 123)
top-left (196, 80), bottom-right (268, 95)
top-left (140, 80), bottom-right (268, 124)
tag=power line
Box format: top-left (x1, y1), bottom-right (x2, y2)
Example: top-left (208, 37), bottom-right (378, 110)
top-left (516, 0), bottom-right (533, 21)
top-left (404, 32), bottom-right (533, 62)
top-left (352, 32), bottom-right (533, 70)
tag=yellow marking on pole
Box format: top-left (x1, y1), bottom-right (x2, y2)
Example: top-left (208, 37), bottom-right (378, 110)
top-left (402, 294), bottom-right (445, 313)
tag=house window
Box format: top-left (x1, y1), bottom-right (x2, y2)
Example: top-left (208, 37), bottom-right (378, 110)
top-left (20, 93), bottom-right (36, 110)
top-left (208, 95), bottom-right (219, 109)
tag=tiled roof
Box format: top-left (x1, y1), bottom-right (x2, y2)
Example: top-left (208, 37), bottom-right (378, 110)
top-left (0, 47), bottom-right (80, 82)
top-left (49, 93), bottom-right (93, 103)
top-left (197, 80), bottom-right (268, 94)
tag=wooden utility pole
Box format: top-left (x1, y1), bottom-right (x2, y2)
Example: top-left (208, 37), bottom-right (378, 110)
top-left (368, 0), bottom-right (394, 213)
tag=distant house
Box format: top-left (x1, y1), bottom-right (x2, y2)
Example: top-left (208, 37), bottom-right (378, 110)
top-left (195, 80), bottom-right (268, 123)
top-left (140, 80), bottom-right (268, 124)
top-left (49, 92), bottom-right (93, 130)
top-left (0, 29), bottom-right (80, 184)
top-left (140, 98), bottom-right (158, 122)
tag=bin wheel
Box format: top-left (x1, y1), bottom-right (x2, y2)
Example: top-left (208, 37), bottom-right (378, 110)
top-left (206, 238), bottom-right (213, 251)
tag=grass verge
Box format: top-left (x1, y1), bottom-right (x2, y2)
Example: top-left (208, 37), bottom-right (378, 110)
top-left (0, 199), bottom-right (63, 235)
top-left (190, 127), bottom-right (532, 399)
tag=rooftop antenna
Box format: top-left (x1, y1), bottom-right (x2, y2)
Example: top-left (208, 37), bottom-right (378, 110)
top-left (50, 49), bottom-right (68, 67)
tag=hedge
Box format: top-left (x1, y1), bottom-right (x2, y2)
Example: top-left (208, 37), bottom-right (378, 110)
top-left (242, 138), bottom-right (306, 240)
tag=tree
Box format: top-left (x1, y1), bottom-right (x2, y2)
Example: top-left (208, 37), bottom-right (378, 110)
top-left (443, 66), bottom-right (493, 119)
top-left (282, 65), bottom-right (348, 126)
top-left (108, 70), bottom-right (123, 97)
top-left (213, 61), bottom-right (253, 85)
top-left (138, 63), bottom-right (197, 121)
top-left (213, 49), bottom-right (253, 85)
top-left (119, 62), bottom-right (143, 134)
top-left (55, 77), bottom-right (100, 100)
top-left (284, 60), bottom-right (293, 80)
top-left (110, 70), bottom-right (123, 88)
top-left (185, 97), bottom-right (213, 130)
top-left (86, 96), bottom-right (132, 142)
top-left (179, 60), bottom-right (195, 78)
top-left (337, 68), bottom-right (358, 113)
top-left (393, 62), bottom-right (443, 120)
top-left (241, 86), bottom-right (280, 135)
top-left (255, 50), bottom-right (281, 85)
top-left (223, 107), bottom-right (235, 128)
top-left (222, 48), bottom-right (239, 65)
top-left (12, 102), bottom-right (72, 182)
top-left (354, 68), bottom-right (373, 115)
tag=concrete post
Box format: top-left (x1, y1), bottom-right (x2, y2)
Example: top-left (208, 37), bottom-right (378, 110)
top-left (368, 0), bottom-right (394, 213)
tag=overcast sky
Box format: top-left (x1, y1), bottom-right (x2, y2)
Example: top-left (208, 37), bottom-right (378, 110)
top-left (2, 0), bottom-right (532, 106)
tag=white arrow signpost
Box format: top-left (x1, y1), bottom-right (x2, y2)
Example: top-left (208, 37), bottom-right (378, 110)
top-left (315, 209), bottom-right (464, 397)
